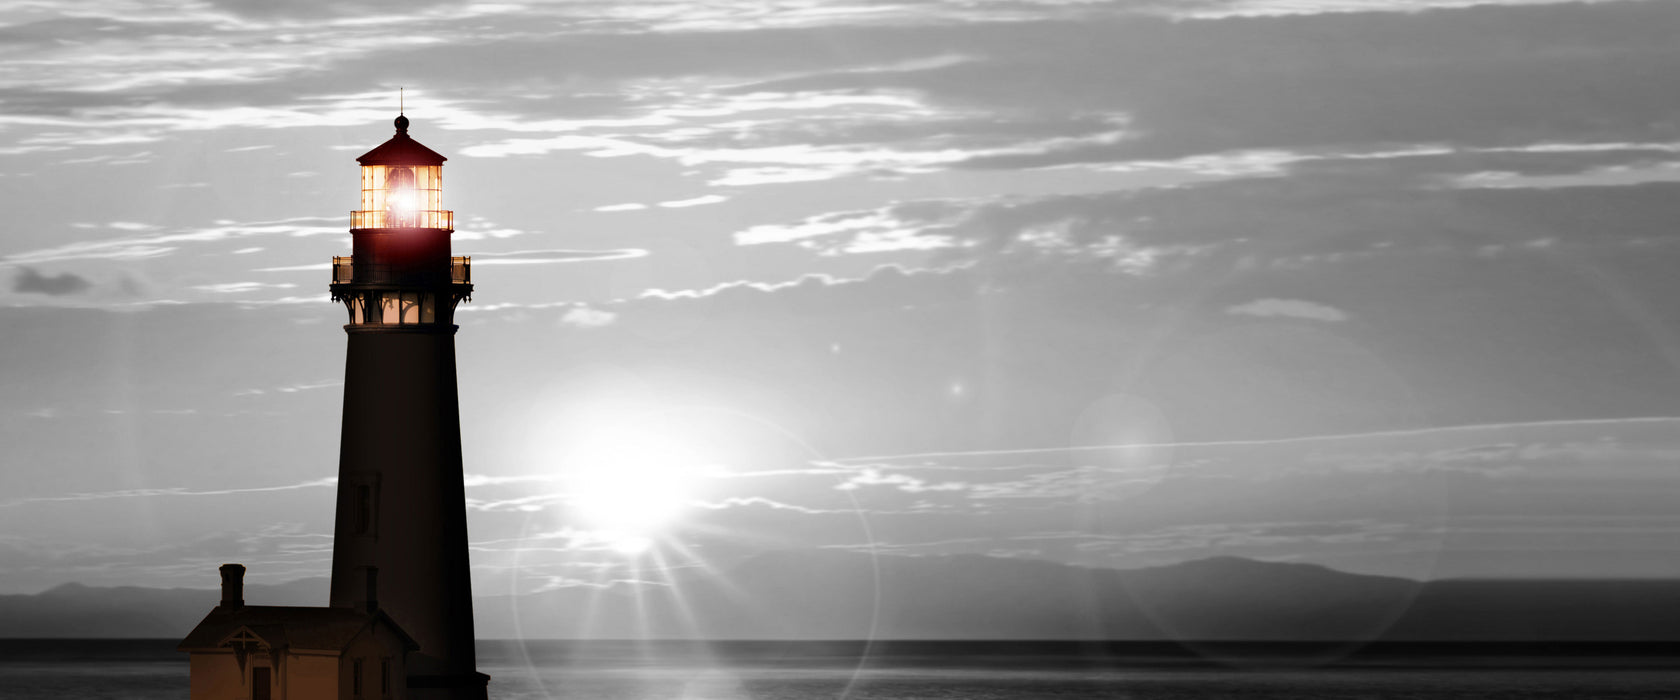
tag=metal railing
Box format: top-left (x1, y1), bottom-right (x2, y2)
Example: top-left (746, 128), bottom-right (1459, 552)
top-left (329, 256), bottom-right (470, 286)
top-left (350, 209), bottom-right (454, 230)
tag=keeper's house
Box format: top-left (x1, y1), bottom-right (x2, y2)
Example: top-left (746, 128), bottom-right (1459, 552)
top-left (178, 564), bottom-right (415, 700)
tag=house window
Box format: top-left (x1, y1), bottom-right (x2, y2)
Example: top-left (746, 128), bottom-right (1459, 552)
top-left (352, 658), bottom-right (364, 698)
top-left (381, 658), bottom-right (391, 696)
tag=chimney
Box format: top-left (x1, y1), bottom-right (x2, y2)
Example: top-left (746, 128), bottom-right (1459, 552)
top-left (355, 565), bottom-right (379, 613)
top-left (219, 563), bottom-right (246, 610)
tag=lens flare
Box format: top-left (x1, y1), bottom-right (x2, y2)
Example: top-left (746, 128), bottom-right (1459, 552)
top-left (561, 421), bottom-right (706, 553)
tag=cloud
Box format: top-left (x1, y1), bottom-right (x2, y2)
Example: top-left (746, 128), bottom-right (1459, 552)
top-left (191, 282), bottom-right (299, 294)
top-left (469, 249), bottom-right (649, 266)
top-left (201, 0), bottom-right (459, 20)
top-left (734, 163), bottom-right (1680, 272)
top-left (4, 217), bottom-right (342, 266)
top-left (774, 417), bottom-right (1680, 573)
top-left (1226, 298), bottom-right (1349, 323)
top-left (559, 306), bottom-right (618, 329)
top-left (834, 467), bottom-right (967, 493)
top-left (734, 201), bottom-right (967, 254)
top-left (748, 3), bottom-right (1680, 164)
top-left (558, 164), bottom-right (1680, 448)
top-left (11, 267), bottom-right (92, 296)
top-left (688, 496), bottom-right (852, 515)
top-left (657, 194), bottom-right (729, 208)
top-left (466, 492), bottom-right (565, 513)
top-left (594, 203), bottom-right (648, 212)
top-left (13, 2), bottom-right (1678, 195)
top-left (461, 473), bottom-right (560, 487)
top-left (1, 477), bottom-right (339, 509)
top-left (1057, 520), bottom-right (1414, 561)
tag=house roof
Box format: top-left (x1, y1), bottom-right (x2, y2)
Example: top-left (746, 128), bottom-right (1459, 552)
top-left (177, 605), bottom-right (418, 653)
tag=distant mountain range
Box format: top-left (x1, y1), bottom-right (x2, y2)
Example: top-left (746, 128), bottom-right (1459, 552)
top-left (5, 552), bottom-right (1679, 641)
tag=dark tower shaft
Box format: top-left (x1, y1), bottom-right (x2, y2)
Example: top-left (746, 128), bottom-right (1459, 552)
top-left (327, 115), bottom-right (486, 699)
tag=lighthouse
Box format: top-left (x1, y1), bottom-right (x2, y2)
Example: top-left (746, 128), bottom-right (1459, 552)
top-left (179, 115), bottom-right (487, 700)
top-left (326, 113), bottom-right (487, 698)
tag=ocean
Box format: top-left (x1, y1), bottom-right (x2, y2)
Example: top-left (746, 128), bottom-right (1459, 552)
top-left (3, 639), bottom-right (1678, 699)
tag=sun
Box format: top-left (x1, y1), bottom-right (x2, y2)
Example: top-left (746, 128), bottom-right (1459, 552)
top-left (560, 419), bottom-right (706, 552)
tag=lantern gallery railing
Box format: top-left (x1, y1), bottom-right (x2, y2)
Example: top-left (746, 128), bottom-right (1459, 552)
top-left (350, 209), bottom-right (454, 230)
top-left (332, 256), bottom-right (470, 285)
top-left (330, 256), bottom-right (472, 325)
top-left (333, 256), bottom-right (354, 284)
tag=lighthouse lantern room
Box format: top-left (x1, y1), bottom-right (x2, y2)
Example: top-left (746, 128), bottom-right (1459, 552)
top-left (331, 114), bottom-right (471, 328)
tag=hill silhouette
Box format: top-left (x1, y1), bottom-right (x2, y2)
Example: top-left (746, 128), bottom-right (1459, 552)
top-left (4, 553), bottom-right (1678, 641)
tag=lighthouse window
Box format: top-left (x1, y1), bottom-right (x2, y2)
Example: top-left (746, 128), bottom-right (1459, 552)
top-left (346, 295), bottom-right (367, 325)
top-left (365, 292), bottom-right (429, 325)
top-left (355, 484), bottom-right (373, 535)
top-left (384, 167), bottom-right (417, 228)
top-left (359, 164), bottom-right (443, 229)
top-left (400, 292), bottom-right (422, 324)
top-left (380, 294), bottom-right (401, 324)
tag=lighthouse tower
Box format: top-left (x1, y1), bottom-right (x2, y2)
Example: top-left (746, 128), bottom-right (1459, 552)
top-left (327, 113), bottom-right (487, 699)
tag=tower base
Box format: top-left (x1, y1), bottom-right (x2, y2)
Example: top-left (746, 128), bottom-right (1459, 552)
top-left (409, 671), bottom-right (491, 700)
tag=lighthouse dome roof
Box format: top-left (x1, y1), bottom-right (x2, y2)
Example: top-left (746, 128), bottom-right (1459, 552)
top-left (356, 115), bottom-right (446, 166)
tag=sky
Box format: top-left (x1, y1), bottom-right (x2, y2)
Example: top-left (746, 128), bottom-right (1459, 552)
top-left (5, 0), bottom-right (1680, 597)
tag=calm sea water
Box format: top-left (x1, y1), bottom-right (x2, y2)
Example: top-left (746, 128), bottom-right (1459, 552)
top-left (3, 639), bottom-right (1678, 699)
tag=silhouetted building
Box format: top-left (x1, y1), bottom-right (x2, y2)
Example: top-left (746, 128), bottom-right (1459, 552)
top-left (180, 564), bottom-right (416, 700)
top-left (181, 115), bottom-right (487, 699)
